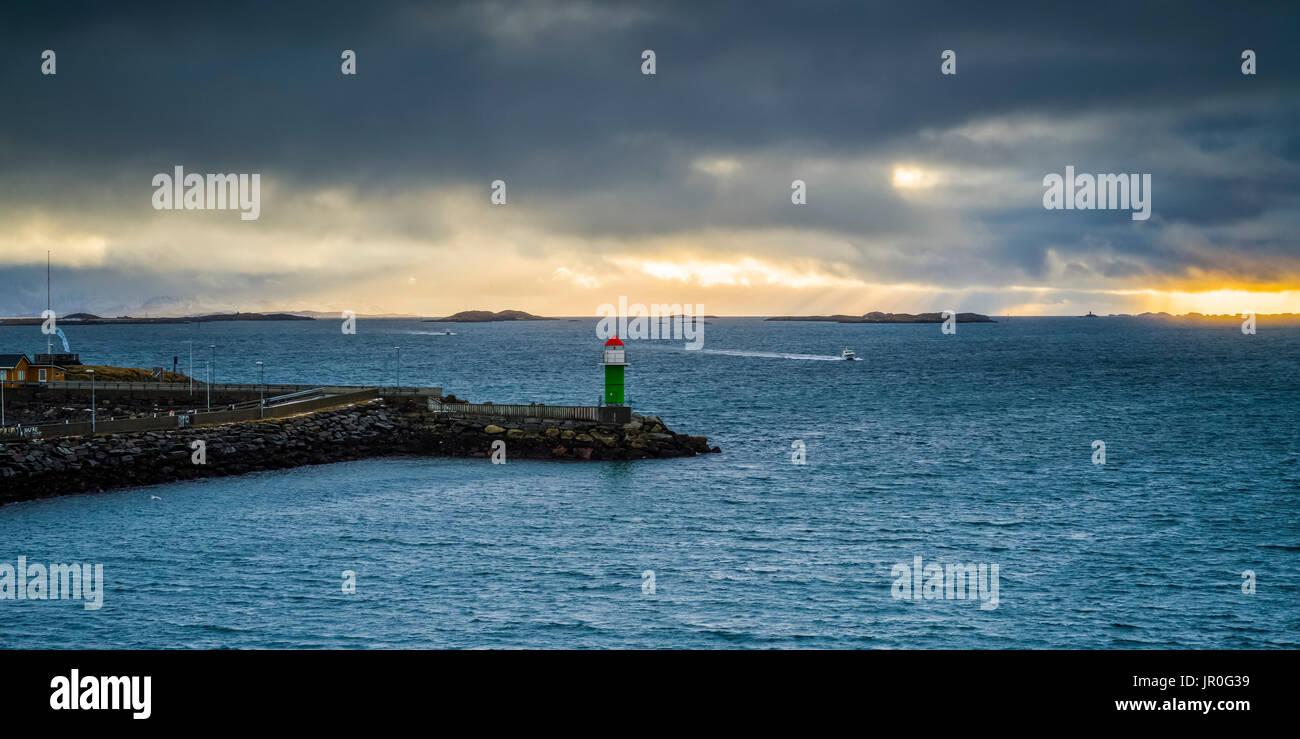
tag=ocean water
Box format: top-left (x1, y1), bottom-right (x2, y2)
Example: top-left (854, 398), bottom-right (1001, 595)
top-left (0, 317), bottom-right (1296, 648)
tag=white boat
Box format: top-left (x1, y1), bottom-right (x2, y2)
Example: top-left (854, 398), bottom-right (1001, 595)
top-left (841, 347), bottom-right (857, 361)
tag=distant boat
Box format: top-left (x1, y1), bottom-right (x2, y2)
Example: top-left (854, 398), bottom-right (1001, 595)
top-left (841, 347), bottom-right (857, 361)
top-left (1084, 311), bottom-right (1098, 318)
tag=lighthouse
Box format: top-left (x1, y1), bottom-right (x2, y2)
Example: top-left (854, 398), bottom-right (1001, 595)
top-left (601, 336), bottom-right (627, 405)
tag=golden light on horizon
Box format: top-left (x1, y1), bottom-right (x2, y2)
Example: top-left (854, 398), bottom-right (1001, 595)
top-left (1129, 288), bottom-right (1300, 315)
top-left (6, 184), bottom-right (1300, 317)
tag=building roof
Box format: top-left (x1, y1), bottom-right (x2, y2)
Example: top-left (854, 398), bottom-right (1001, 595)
top-left (33, 353), bottom-right (80, 366)
top-left (0, 353), bottom-right (31, 368)
top-left (604, 336), bottom-right (624, 346)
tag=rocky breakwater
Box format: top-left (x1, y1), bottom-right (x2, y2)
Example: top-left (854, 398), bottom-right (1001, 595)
top-left (0, 400), bottom-right (721, 504)
top-left (0, 400), bottom-right (423, 504)
top-left (421, 412), bottom-right (721, 461)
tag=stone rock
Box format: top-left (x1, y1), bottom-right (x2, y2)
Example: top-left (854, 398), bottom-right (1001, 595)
top-left (588, 429), bottom-right (618, 447)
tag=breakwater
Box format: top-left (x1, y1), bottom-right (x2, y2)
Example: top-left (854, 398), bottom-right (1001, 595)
top-left (0, 398), bottom-right (718, 504)
top-left (421, 410), bottom-right (718, 461)
top-left (0, 400), bottom-right (420, 504)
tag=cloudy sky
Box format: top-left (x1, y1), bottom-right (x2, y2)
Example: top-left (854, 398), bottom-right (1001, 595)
top-left (1, 0), bottom-right (1297, 317)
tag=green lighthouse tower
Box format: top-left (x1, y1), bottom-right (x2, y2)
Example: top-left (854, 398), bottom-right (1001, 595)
top-left (601, 336), bottom-right (627, 405)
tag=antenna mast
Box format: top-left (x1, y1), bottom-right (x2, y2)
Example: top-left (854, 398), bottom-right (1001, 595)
top-left (46, 251), bottom-right (52, 361)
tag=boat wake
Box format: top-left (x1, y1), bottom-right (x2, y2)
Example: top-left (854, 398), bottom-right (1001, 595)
top-left (699, 348), bottom-right (844, 361)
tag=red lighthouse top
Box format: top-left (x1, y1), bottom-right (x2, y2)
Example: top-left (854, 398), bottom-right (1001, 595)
top-left (604, 336), bottom-right (625, 346)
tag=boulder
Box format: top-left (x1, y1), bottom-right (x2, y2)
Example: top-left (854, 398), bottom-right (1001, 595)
top-left (588, 429), bottom-right (618, 447)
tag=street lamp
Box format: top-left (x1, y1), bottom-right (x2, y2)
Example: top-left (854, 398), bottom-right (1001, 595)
top-left (87, 369), bottom-right (96, 432)
top-left (207, 344), bottom-right (216, 412)
top-left (256, 361), bottom-right (265, 417)
top-left (394, 346), bottom-right (401, 394)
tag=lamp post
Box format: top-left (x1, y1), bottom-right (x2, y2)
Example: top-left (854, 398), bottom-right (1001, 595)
top-left (256, 361), bottom-right (265, 417)
top-left (87, 369), bottom-right (96, 432)
top-left (208, 344), bottom-right (215, 411)
top-left (2, 369), bottom-right (6, 427)
top-left (394, 346), bottom-right (401, 394)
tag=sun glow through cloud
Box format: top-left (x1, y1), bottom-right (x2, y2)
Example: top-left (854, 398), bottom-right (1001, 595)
top-left (691, 157), bottom-right (743, 177)
top-left (624, 257), bottom-right (870, 289)
top-left (891, 166), bottom-right (937, 189)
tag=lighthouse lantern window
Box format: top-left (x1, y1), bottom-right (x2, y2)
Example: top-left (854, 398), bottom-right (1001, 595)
top-left (601, 336), bottom-right (626, 365)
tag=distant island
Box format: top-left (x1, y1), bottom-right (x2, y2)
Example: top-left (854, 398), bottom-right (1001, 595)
top-left (188, 312), bottom-right (313, 322)
top-left (426, 310), bottom-right (556, 322)
top-left (766, 311), bottom-right (995, 323)
top-left (0, 312), bottom-right (314, 325)
top-left (286, 310), bottom-right (421, 319)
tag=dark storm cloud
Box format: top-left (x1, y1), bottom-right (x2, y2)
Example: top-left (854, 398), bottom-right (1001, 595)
top-left (3, 0), bottom-right (1295, 177)
top-left (0, 0), bottom-right (1297, 309)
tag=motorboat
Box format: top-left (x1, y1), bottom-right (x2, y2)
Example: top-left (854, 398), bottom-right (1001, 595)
top-left (841, 347), bottom-right (857, 361)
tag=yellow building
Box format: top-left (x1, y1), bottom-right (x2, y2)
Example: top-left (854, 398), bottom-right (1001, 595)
top-left (1, 353), bottom-right (31, 388)
top-left (27, 362), bottom-right (69, 383)
top-left (1, 353), bottom-right (69, 387)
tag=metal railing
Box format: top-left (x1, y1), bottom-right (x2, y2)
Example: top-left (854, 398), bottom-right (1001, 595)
top-left (34, 381), bottom-right (313, 393)
top-left (376, 386), bottom-right (443, 397)
top-left (0, 389), bottom-right (383, 440)
top-left (440, 402), bottom-right (606, 422)
top-left (1, 381), bottom-right (442, 395)
top-left (226, 387), bottom-right (325, 411)
top-left (265, 387), bottom-right (326, 405)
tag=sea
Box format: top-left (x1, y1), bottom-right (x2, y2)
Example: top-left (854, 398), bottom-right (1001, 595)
top-left (0, 317), bottom-right (1296, 648)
